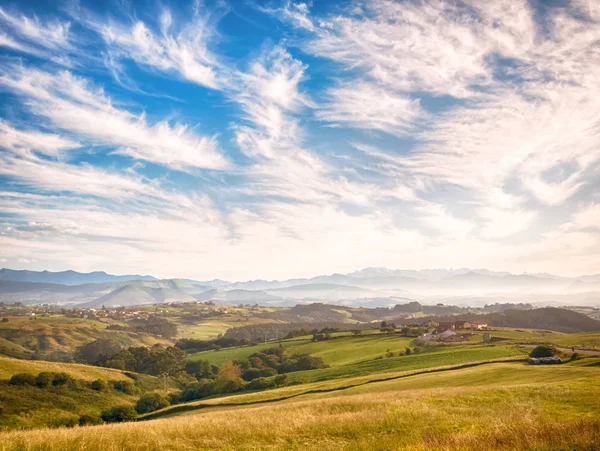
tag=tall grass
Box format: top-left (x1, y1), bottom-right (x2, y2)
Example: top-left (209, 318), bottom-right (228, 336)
top-left (1, 363), bottom-right (599, 450)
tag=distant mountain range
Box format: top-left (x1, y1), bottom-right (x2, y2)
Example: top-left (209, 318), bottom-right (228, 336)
top-left (0, 268), bottom-right (156, 285)
top-left (0, 267), bottom-right (599, 308)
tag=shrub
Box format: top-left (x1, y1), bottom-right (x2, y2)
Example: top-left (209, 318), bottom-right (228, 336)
top-left (1, 317), bottom-right (8, 322)
top-left (168, 392), bottom-right (181, 405)
top-left (100, 406), bottom-right (137, 423)
top-left (221, 378), bottom-right (246, 393)
top-left (405, 347), bottom-right (412, 356)
top-left (247, 377), bottom-right (276, 390)
top-left (530, 345), bottom-right (554, 358)
top-left (78, 414), bottom-right (104, 426)
top-left (9, 373), bottom-right (36, 386)
top-left (273, 374), bottom-right (288, 386)
top-left (89, 379), bottom-right (109, 391)
top-left (35, 372), bottom-right (55, 388)
top-left (112, 380), bottom-right (138, 395)
top-left (52, 372), bottom-right (73, 387)
top-left (135, 393), bottom-right (170, 414)
top-left (180, 380), bottom-right (216, 402)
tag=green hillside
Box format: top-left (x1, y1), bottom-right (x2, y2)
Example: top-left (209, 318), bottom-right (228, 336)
top-left (188, 333), bottom-right (415, 366)
top-left (0, 356), bottom-right (132, 381)
top-left (1, 360), bottom-right (598, 450)
top-left (0, 356), bottom-right (170, 430)
top-left (0, 316), bottom-right (171, 361)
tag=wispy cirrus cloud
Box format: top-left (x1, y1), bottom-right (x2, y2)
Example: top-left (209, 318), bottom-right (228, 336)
top-left (97, 7), bottom-right (223, 90)
top-left (290, 0), bottom-right (600, 209)
top-left (315, 81), bottom-right (425, 136)
top-left (0, 65), bottom-right (228, 171)
top-left (0, 7), bottom-right (74, 64)
top-left (0, 0), bottom-right (598, 279)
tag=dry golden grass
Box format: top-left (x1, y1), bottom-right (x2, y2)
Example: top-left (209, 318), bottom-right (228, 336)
top-left (1, 365), bottom-right (599, 451)
top-left (0, 356), bottom-right (131, 381)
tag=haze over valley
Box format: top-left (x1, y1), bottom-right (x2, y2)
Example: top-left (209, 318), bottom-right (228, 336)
top-left (1, 267), bottom-right (599, 308)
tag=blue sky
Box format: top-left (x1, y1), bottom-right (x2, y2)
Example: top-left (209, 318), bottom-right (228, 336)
top-left (0, 0), bottom-right (599, 280)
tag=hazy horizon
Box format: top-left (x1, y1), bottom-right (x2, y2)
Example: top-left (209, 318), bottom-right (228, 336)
top-left (1, 265), bottom-right (599, 283)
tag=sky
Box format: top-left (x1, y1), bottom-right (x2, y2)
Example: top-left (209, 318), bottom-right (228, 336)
top-left (0, 0), bottom-right (599, 281)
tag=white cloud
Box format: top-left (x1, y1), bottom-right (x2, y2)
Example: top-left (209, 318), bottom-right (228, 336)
top-left (316, 81), bottom-right (425, 136)
top-left (296, 0), bottom-right (600, 208)
top-left (0, 66), bottom-right (228, 171)
top-left (0, 0), bottom-right (598, 279)
top-left (0, 7), bottom-right (70, 49)
top-left (0, 120), bottom-right (80, 157)
top-left (0, 7), bottom-right (73, 64)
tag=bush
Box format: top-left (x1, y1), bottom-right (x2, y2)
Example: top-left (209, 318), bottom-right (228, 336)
top-left (247, 377), bottom-right (276, 390)
top-left (168, 392), bottom-right (181, 405)
top-left (530, 345), bottom-right (554, 358)
top-left (89, 379), bottom-right (109, 391)
top-left (101, 406), bottom-right (137, 423)
top-left (112, 380), bottom-right (138, 395)
top-left (405, 347), bottom-right (412, 356)
top-left (273, 374), bottom-right (288, 386)
top-left (135, 393), bottom-right (170, 414)
top-left (180, 380), bottom-right (216, 402)
top-left (35, 372), bottom-right (55, 388)
top-left (9, 373), bottom-right (36, 386)
top-left (1, 317), bottom-right (8, 322)
top-left (78, 414), bottom-right (104, 426)
top-left (220, 378), bottom-right (246, 393)
top-left (51, 372), bottom-right (73, 387)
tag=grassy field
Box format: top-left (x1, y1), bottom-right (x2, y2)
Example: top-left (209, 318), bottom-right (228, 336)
top-left (176, 322), bottom-right (231, 340)
top-left (2, 360), bottom-right (598, 450)
top-left (188, 333), bottom-right (415, 366)
top-left (0, 356), bottom-right (171, 430)
top-left (285, 344), bottom-right (528, 384)
top-left (0, 316), bottom-right (171, 360)
top-left (0, 356), bottom-right (132, 381)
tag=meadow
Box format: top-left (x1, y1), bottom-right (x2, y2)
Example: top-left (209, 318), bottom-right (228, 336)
top-left (188, 333), bottom-right (416, 366)
top-left (0, 356), bottom-right (132, 381)
top-left (1, 360), bottom-right (598, 450)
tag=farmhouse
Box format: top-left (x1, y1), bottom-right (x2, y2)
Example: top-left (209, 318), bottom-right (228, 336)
top-left (472, 320), bottom-right (488, 330)
top-left (438, 321), bottom-right (456, 331)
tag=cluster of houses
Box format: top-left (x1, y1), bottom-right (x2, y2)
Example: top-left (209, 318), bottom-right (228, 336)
top-left (437, 320), bottom-right (489, 331)
top-left (417, 319), bottom-right (490, 343)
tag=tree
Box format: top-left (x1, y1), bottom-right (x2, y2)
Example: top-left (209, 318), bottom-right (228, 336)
top-left (180, 379), bottom-right (216, 401)
top-left (185, 360), bottom-right (217, 380)
top-left (77, 339), bottom-right (122, 365)
top-left (135, 393), bottom-right (170, 414)
top-left (101, 406), bottom-right (137, 423)
top-left (530, 345), bottom-right (554, 358)
top-left (218, 361), bottom-right (242, 381)
top-left (405, 347), bottom-right (412, 356)
top-left (131, 318), bottom-right (177, 338)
